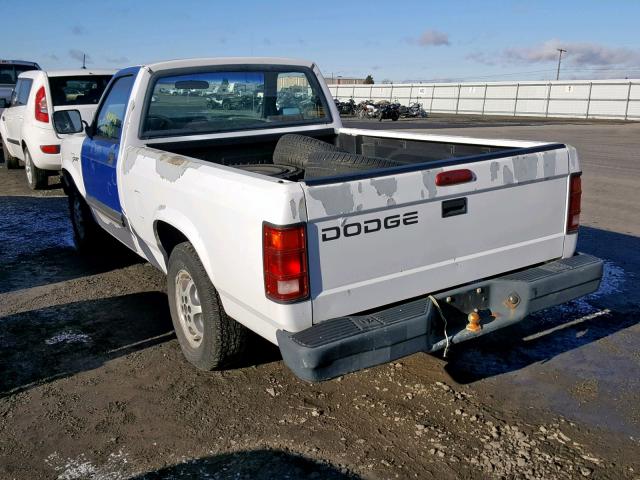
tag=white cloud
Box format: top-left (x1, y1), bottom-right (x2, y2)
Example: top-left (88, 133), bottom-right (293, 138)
top-left (503, 39), bottom-right (640, 66)
top-left (410, 29), bottom-right (450, 47)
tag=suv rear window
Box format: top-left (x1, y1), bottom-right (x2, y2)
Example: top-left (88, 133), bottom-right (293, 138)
top-left (141, 67), bottom-right (330, 138)
top-left (48, 75), bottom-right (112, 106)
top-left (0, 64), bottom-right (38, 84)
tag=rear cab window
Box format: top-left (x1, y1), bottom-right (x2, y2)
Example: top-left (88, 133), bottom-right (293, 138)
top-left (141, 67), bottom-right (331, 138)
top-left (48, 76), bottom-right (112, 106)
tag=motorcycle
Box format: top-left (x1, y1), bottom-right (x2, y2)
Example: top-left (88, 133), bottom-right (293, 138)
top-left (378, 101), bottom-right (400, 121)
top-left (335, 98), bottom-right (356, 116)
top-left (402, 102), bottom-right (428, 118)
top-left (356, 100), bottom-right (379, 119)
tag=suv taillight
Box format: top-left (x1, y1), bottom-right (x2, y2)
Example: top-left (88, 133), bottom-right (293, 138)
top-left (567, 173), bottom-right (582, 234)
top-left (263, 222), bottom-right (309, 302)
top-left (34, 86), bottom-right (49, 123)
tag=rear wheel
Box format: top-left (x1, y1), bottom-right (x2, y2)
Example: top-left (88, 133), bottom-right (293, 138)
top-left (2, 141), bottom-right (19, 169)
top-left (24, 149), bottom-right (48, 189)
top-left (167, 242), bottom-right (249, 370)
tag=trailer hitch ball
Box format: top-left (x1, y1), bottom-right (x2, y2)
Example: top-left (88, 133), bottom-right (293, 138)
top-left (466, 311), bottom-right (482, 332)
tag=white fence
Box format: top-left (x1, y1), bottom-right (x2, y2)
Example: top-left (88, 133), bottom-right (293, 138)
top-left (328, 79), bottom-right (640, 120)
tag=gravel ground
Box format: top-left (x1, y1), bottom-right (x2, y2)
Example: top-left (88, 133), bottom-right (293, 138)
top-left (1, 117), bottom-right (639, 479)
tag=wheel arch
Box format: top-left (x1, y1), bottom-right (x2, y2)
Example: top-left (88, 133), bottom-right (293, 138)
top-left (153, 214), bottom-right (216, 284)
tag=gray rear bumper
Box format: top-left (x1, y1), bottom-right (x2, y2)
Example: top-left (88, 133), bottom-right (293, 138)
top-left (277, 253), bottom-right (603, 382)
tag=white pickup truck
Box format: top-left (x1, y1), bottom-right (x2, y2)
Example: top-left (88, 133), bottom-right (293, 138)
top-left (53, 57), bottom-right (603, 381)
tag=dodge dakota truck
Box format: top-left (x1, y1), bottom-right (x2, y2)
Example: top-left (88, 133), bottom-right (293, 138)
top-left (52, 57), bottom-right (603, 381)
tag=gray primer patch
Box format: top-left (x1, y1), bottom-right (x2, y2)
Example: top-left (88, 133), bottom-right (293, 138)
top-left (513, 155), bottom-right (539, 182)
top-left (308, 183), bottom-right (355, 216)
top-left (298, 197), bottom-right (307, 222)
top-left (542, 151), bottom-right (557, 178)
top-left (289, 199), bottom-right (297, 219)
top-left (356, 203), bottom-right (363, 211)
top-left (123, 147), bottom-right (144, 175)
top-left (158, 204), bottom-right (166, 211)
top-left (490, 161), bottom-right (500, 182)
top-left (370, 177), bottom-right (397, 198)
top-left (155, 154), bottom-right (191, 182)
top-left (357, 182), bottom-right (363, 193)
top-left (387, 198), bottom-right (396, 206)
top-left (420, 189), bottom-right (425, 199)
top-left (422, 169), bottom-right (442, 199)
top-left (503, 165), bottom-right (514, 184)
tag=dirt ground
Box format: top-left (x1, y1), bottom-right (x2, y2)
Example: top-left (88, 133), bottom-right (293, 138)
top-left (1, 117), bottom-right (639, 479)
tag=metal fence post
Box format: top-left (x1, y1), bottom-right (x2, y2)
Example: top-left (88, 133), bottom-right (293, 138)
top-left (545, 82), bottom-right (552, 117)
top-left (481, 84), bottom-right (487, 116)
top-left (369, 84), bottom-right (373, 101)
top-left (429, 86), bottom-right (435, 113)
top-left (624, 81), bottom-right (632, 121)
top-left (513, 83), bottom-right (519, 116)
top-left (352, 84), bottom-right (355, 100)
top-left (586, 82), bottom-right (593, 119)
top-left (455, 84), bottom-right (461, 114)
top-left (408, 84), bottom-right (413, 105)
top-left (389, 83), bottom-right (394, 102)
top-left (335, 84), bottom-right (340, 100)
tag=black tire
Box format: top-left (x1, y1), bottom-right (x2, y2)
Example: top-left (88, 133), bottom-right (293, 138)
top-left (24, 149), bottom-right (48, 189)
top-left (167, 242), bottom-right (248, 370)
top-left (304, 151), bottom-right (402, 180)
top-left (68, 188), bottom-right (108, 251)
top-left (272, 134), bottom-right (343, 169)
top-left (2, 140), bottom-right (19, 169)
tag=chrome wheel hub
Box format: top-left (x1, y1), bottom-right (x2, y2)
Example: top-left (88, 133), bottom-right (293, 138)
top-left (175, 269), bottom-right (203, 348)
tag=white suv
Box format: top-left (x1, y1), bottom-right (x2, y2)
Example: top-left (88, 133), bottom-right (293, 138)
top-left (0, 69), bottom-right (114, 189)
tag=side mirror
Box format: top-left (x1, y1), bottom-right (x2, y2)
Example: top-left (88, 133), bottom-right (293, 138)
top-left (53, 110), bottom-right (84, 134)
top-left (0, 98), bottom-right (7, 108)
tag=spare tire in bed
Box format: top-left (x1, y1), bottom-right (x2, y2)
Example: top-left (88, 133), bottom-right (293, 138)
top-left (273, 134), bottom-right (343, 169)
top-left (304, 151), bottom-right (402, 180)
top-left (233, 163), bottom-right (303, 181)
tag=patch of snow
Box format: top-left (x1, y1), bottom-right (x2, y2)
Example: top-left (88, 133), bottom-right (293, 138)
top-left (46, 450), bottom-right (130, 480)
top-left (45, 331), bottom-right (91, 346)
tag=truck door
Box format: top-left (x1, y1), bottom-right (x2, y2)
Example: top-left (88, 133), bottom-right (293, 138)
top-left (81, 72), bottom-right (136, 220)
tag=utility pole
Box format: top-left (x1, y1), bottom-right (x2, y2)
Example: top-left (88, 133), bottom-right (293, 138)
top-left (556, 48), bottom-right (566, 80)
top-left (82, 53), bottom-right (87, 69)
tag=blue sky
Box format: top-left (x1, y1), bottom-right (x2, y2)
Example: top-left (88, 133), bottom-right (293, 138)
top-left (2, 0), bottom-right (638, 82)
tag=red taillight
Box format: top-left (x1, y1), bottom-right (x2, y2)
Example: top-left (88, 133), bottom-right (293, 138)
top-left (567, 173), bottom-right (582, 234)
top-left (34, 86), bottom-right (49, 123)
top-left (263, 223), bottom-right (309, 302)
top-left (435, 169), bottom-right (474, 186)
top-left (40, 144), bottom-right (60, 154)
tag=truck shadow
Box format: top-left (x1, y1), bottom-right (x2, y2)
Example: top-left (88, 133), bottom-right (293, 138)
top-left (0, 291), bottom-right (175, 396)
top-left (443, 226), bottom-right (640, 384)
top-left (0, 195), bottom-right (143, 294)
top-left (130, 449), bottom-right (359, 479)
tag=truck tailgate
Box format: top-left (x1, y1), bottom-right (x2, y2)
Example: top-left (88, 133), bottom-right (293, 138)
top-left (302, 144), bottom-right (571, 322)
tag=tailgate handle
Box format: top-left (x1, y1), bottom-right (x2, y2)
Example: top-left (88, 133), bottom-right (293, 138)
top-left (442, 198), bottom-right (467, 218)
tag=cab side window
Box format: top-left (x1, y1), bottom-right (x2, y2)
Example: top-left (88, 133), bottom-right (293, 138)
top-left (11, 79), bottom-right (32, 106)
top-left (94, 75), bottom-right (135, 140)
